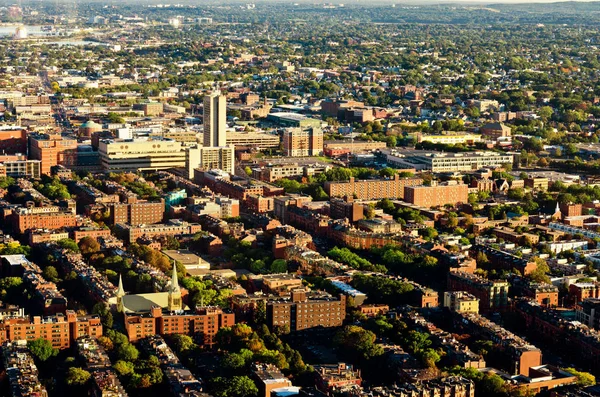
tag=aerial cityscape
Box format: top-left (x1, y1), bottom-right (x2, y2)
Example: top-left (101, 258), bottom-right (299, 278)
top-left (0, 0), bottom-right (599, 396)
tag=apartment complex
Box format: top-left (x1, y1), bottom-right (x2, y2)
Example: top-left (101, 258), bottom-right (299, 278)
top-left (325, 175), bottom-right (423, 200)
top-left (98, 138), bottom-right (187, 172)
top-left (0, 311), bottom-right (102, 349)
top-left (404, 182), bottom-right (469, 208)
top-left (186, 145), bottom-right (235, 177)
top-left (109, 199), bottom-right (165, 225)
top-left (447, 271), bottom-right (509, 312)
top-left (12, 206), bottom-right (77, 234)
top-left (124, 306), bottom-right (235, 344)
top-left (282, 127), bottom-right (323, 157)
top-left (28, 133), bottom-right (78, 174)
top-left (267, 288), bottom-right (346, 332)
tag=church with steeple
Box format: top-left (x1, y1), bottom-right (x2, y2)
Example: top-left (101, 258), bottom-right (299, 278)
top-left (113, 262), bottom-right (235, 345)
top-left (113, 261), bottom-right (188, 314)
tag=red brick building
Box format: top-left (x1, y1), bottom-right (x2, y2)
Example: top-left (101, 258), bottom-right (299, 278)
top-left (0, 311), bottom-right (101, 349)
top-left (124, 306), bottom-right (234, 344)
top-left (28, 133), bottom-right (78, 175)
top-left (12, 207), bottom-right (77, 234)
top-left (0, 128), bottom-right (27, 154)
top-left (325, 175), bottom-right (422, 200)
top-left (404, 182), bottom-right (469, 208)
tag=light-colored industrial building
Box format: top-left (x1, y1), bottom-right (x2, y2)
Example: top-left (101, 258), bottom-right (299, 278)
top-left (98, 138), bottom-right (186, 172)
top-left (385, 149), bottom-right (513, 172)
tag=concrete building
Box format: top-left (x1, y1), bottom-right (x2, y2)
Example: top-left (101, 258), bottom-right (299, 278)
top-left (323, 140), bottom-right (386, 157)
top-left (226, 132), bottom-right (280, 148)
top-left (385, 149), bottom-right (513, 172)
top-left (186, 145), bottom-right (235, 177)
top-left (282, 127), bottom-right (323, 157)
top-left (443, 291), bottom-right (480, 313)
top-left (404, 181), bottom-right (469, 208)
top-left (204, 91), bottom-right (227, 147)
top-left (325, 175), bottom-right (423, 200)
top-left (98, 138), bottom-right (187, 172)
top-left (0, 155), bottom-right (41, 179)
top-left (417, 132), bottom-right (482, 145)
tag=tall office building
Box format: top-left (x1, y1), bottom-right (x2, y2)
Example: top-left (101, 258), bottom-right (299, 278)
top-left (204, 91), bottom-right (227, 147)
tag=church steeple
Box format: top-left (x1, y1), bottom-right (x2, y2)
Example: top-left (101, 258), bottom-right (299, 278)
top-left (168, 262), bottom-right (182, 311)
top-left (116, 274), bottom-right (125, 313)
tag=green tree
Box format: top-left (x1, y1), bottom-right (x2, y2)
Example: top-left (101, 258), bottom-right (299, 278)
top-left (117, 343), bottom-right (139, 362)
top-left (334, 325), bottom-right (383, 360)
top-left (57, 238), bottom-right (80, 253)
top-left (212, 376), bottom-right (258, 397)
top-left (171, 334), bottom-right (196, 353)
top-left (113, 360), bottom-right (135, 376)
top-left (65, 367), bottom-right (91, 386)
top-left (78, 237), bottom-right (100, 255)
top-left (564, 368), bottom-right (596, 386)
top-left (43, 266), bottom-right (59, 282)
top-left (28, 338), bottom-right (58, 362)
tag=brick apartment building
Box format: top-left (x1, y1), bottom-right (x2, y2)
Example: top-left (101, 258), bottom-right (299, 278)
top-left (0, 127), bottom-right (27, 154)
top-left (447, 271), bottom-right (509, 312)
top-left (404, 181), bottom-right (469, 208)
top-left (267, 288), bottom-right (346, 332)
top-left (0, 311), bottom-right (101, 349)
top-left (124, 306), bottom-right (235, 344)
top-left (569, 282), bottom-right (600, 303)
top-left (12, 207), bottom-right (77, 234)
top-left (324, 175), bottom-right (423, 200)
top-left (28, 133), bottom-right (78, 175)
top-left (282, 127), bottom-right (324, 157)
top-left (109, 199), bottom-right (165, 225)
top-left (329, 197), bottom-right (364, 223)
